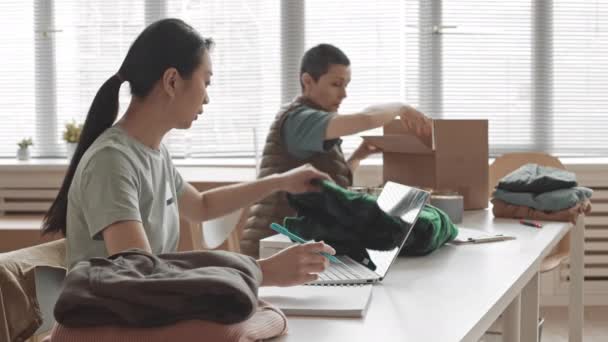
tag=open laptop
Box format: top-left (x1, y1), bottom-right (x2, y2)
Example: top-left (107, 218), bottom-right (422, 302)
top-left (310, 181), bottom-right (430, 285)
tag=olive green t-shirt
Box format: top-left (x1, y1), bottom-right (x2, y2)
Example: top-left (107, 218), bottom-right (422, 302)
top-left (66, 126), bottom-right (185, 269)
top-left (281, 104), bottom-right (338, 159)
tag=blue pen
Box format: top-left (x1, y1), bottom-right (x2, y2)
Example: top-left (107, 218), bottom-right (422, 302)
top-left (270, 223), bottom-right (341, 263)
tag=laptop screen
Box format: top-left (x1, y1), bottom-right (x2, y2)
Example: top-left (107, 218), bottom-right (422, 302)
top-left (362, 181), bottom-right (430, 278)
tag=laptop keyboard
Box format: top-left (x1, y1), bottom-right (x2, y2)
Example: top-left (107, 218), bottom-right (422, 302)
top-left (318, 256), bottom-right (376, 281)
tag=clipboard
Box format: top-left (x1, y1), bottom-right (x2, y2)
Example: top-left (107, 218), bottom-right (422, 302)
top-left (452, 227), bottom-right (516, 245)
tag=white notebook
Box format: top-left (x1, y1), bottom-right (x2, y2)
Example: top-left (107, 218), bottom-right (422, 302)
top-left (258, 284), bottom-right (373, 318)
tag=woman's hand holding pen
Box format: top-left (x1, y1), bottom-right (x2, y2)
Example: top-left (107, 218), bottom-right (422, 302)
top-left (258, 241), bottom-right (336, 286)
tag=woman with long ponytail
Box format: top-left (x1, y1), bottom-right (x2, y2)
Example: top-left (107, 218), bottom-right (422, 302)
top-left (42, 18), bottom-right (335, 287)
top-left (43, 75), bottom-right (123, 237)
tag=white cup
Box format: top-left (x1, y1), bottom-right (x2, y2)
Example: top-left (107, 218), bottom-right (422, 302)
top-left (430, 194), bottom-right (464, 224)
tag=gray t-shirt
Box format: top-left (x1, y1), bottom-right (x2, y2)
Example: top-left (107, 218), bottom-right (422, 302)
top-left (66, 126), bottom-right (185, 269)
top-left (282, 105), bottom-right (338, 159)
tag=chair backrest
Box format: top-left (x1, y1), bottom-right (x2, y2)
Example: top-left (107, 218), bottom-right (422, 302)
top-left (202, 209), bottom-right (245, 250)
top-left (34, 266), bottom-right (67, 334)
top-left (489, 152), bottom-right (566, 197)
top-left (0, 238), bottom-right (66, 340)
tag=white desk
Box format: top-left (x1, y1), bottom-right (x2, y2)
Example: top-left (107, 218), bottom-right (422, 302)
top-left (271, 209), bottom-right (584, 342)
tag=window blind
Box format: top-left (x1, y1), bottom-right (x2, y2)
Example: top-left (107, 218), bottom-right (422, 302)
top-left (164, 0), bottom-right (281, 158)
top-left (0, 1), bottom-right (606, 158)
top-left (52, 1), bottom-right (144, 157)
top-left (0, 2), bottom-right (36, 157)
top-left (304, 0), bottom-right (420, 153)
top-left (439, 0), bottom-right (535, 155)
top-left (553, 0), bottom-right (608, 156)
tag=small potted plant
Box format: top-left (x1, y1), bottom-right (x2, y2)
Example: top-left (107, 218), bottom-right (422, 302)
top-left (16, 137), bottom-right (33, 160)
top-left (63, 120), bottom-right (83, 159)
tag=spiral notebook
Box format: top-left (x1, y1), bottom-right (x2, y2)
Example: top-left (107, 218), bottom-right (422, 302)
top-left (258, 284), bottom-right (373, 318)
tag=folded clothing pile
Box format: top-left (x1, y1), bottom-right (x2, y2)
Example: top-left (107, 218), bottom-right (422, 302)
top-left (491, 163), bottom-right (592, 223)
top-left (49, 249), bottom-right (289, 342)
top-left (54, 249), bottom-right (263, 327)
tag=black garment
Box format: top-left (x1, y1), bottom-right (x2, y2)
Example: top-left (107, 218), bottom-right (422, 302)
top-left (497, 163), bottom-right (577, 193)
top-left (286, 181), bottom-right (403, 269)
top-left (285, 181), bottom-right (456, 268)
top-left (54, 249), bottom-right (262, 327)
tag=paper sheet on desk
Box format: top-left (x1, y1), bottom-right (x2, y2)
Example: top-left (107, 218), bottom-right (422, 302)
top-left (451, 227), bottom-right (516, 244)
top-left (258, 284), bottom-right (372, 318)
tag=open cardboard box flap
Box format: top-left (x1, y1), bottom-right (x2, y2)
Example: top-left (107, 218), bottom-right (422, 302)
top-left (362, 118), bottom-right (433, 154)
top-left (363, 119), bottom-right (489, 210)
top-left (362, 135), bottom-right (433, 154)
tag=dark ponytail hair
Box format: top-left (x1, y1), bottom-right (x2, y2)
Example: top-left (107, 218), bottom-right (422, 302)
top-left (43, 18), bottom-right (214, 236)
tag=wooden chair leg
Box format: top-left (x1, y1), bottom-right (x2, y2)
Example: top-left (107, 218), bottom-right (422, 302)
top-left (540, 232), bottom-right (571, 273)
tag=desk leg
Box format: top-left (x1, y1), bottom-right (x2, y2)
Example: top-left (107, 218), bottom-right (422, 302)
top-left (503, 294), bottom-right (521, 342)
top-left (521, 272), bottom-right (539, 342)
top-left (569, 215), bottom-right (585, 342)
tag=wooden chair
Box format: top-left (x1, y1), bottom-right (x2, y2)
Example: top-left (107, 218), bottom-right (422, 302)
top-left (201, 208), bottom-right (249, 252)
top-left (24, 210), bottom-right (249, 342)
top-left (180, 207), bottom-right (249, 253)
top-left (178, 181), bottom-right (251, 254)
top-left (0, 239), bottom-right (66, 342)
top-left (489, 152), bottom-right (571, 272)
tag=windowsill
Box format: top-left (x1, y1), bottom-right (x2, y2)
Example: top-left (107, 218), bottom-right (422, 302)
top-left (0, 158), bottom-right (259, 183)
top-left (0, 157), bottom-right (257, 171)
top-left (1, 156), bottom-right (608, 171)
top-left (0, 156), bottom-right (606, 185)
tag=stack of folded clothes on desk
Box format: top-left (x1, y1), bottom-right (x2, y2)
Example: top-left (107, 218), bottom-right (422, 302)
top-left (491, 163), bottom-right (592, 223)
top-left (50, 249), bottom-right (288, 342)
top-left (285, 180), bottom-right (457, 270)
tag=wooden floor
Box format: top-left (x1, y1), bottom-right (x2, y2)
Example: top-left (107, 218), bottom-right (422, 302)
top-left (481, 306), bottom-right (608, 342)
top-left (540, 306), bottom-right (608, 342)
top-left (30, 306), bottom-right (608, 342)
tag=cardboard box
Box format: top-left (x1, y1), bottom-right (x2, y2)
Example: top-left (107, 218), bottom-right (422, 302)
top-left (363, 119), bottom-right (489, 209)
top-left (260, 234), bottom-right (295, 259)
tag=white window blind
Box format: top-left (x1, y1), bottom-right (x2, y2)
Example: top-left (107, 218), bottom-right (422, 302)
top-left (439, 1), bottom-right (535, 154)
top-left (52, 1), bottom-right (143, 157)
top-left (554, 0), bottom-right (608, 157)
top-left (0, 0), bottom-right (279, 159)
top-left (164, 0), bottom-right (281, 158)
top-left (304, 0), bottom-right (420, 153)
top-left (0, 1), bottom-right (606, 158)
top-left (0, 2), bottom-right (36, 157)
top-left (0, 1), bottom-right (141, 158)
top-left (302, 0), bottom-right (608, 157)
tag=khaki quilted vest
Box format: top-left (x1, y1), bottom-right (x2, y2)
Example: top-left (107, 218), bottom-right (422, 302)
top-left (240, 97), bottom-right (353, 257)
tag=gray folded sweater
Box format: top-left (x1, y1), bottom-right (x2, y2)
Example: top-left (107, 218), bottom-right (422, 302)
top-left (493, 187), bottom-right (593, 212)
top-left (54, 249), bottom-right (262, 328)
top-left (493, 163), bottom-right (593, 211)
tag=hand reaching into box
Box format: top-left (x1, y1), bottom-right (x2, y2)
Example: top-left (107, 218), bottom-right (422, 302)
top-left (399, 106), bottom-right (433, 147)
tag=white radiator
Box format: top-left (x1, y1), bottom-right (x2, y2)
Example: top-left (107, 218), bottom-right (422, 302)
top-left (0, 167), bottom-right (64, 215)
top-left (0, 188), bottom-right (58, 214)
top-left (541, 165), bottom-right (608, 306)
top-left (560, 190), bottom-right (608, 288)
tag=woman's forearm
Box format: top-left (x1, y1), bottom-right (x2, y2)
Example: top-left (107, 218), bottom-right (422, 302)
top-left (199, 174), bottom-right (284, 221)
